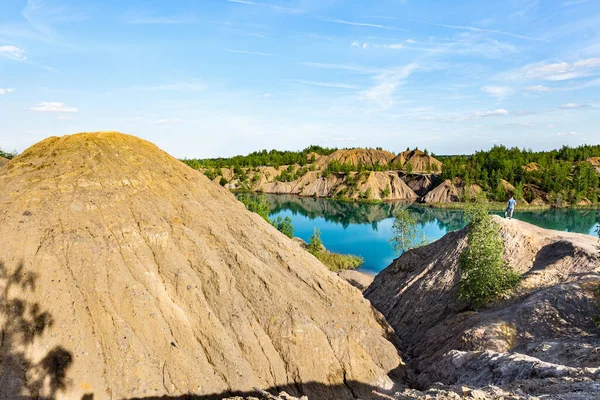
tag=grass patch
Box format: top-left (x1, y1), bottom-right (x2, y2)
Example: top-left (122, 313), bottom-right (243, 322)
top-left (312, 251), bottom-right (364, 272)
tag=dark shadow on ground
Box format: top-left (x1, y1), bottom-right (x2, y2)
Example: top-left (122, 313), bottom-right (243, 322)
top-left (0, 260), bottom-right (73, 400)
top-left (122, 380), bottom-right (401, 400)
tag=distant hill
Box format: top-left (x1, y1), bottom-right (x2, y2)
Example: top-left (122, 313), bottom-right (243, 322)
top-left (183, 144), bottom-right (600, 207)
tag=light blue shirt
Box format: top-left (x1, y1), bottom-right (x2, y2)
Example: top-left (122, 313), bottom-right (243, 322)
top-left (508, 198), bottom-right (517, 209)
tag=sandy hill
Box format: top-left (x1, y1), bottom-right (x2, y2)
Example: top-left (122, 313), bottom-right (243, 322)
top-left (365, 217), bottom-right (600, 398)
top-left (391, 150), bottom-right (442, 173)
top-left (423, 178), bottom-right (482, 203)
top-left (0, 132), bottom-right (403, 400)
top-left (315, 148), bottom-right (396, 169)
top-left (0, 155), bottom-right (8, 168)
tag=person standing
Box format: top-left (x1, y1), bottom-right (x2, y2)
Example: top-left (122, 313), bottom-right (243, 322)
top-left (505, 196), bottom-right (517, 219)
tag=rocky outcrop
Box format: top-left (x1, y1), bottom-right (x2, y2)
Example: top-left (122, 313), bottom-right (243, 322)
top-left (522, 162), bottom-right (541, 172)
top-left (587, 157), bottom-right (600, 173)
top-left (315, 149), bottom-right (396, 169)
top-left (423, 178), bottom-right (482, 203)
top-left (392, 150), bottom-right (442, 173)
top-left (365, 217), bottom-right (600, 396)
top-left (258, 171), bottom-right (418, 201)
top-left (0, 132), bottom-right (404, 400)
top-left (403, 174), bottom-right (440, 197)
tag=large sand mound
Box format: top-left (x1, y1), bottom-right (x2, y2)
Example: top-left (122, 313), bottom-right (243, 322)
top-left (0, 132), bottom-right (403, 400)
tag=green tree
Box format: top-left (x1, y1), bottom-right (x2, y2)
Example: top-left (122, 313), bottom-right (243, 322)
top-left (405, 162), bottom-right (413, 174)
top-left (271, 216), bottom-right (294, 238)
top-left (389, 209), bottom-right (428, 255)
top-left (459, 200), bottom-right (521, 306)
top-left (237, 194), bottom-right (270, 221)
top-left (307, 228), bottom-right (324, 254)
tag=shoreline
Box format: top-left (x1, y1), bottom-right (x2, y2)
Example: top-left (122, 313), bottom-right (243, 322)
top-left (233, 190), bottom-right (600, 211)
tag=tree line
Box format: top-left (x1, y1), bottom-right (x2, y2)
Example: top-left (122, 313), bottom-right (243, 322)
top-left (440, 144), bottom-right (600, 203)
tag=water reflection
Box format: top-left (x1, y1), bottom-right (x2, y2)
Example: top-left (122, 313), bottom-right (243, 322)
top-left (239, 194), bottom-right (600, 274)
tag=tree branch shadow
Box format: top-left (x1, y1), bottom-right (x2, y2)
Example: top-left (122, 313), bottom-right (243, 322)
top-left (0, 260), bottom-right (73, 400)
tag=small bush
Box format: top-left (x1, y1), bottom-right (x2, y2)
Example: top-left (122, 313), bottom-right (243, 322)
top-left (459, 200), bottom-right (521, 307)
top-left (219, 177), bottom-right (228, 186)
top-left (314, 252), bottom-right (364, 272)
top-left (306, 228), bottom-right (323, 254)
top-left (271, 216), bottom-right (294, 238)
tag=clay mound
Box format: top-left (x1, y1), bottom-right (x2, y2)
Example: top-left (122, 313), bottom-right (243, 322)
top-left (523, 183), bottom-right (547, 204)
top-left (391, 151), bottom-right (442, 173)
top-left (423, 178), bottom-right (482, 203)
top-left (587, 157), bottom-right (600, 173)
top-left (0, 132), bottom-right (403, 400)
top-left (522, 162), bottom-right (540, 172)
top-left (315, 149), bottom-right (395, 169)
top-left (359, 172), bottom-right (417, 200)
top-left (402, 174), bottom-right (439, 197)
top-left (0, 155), bottom-right (8, 168)
top-left (499, 179), bottom-right (515, 193)
top-left (306, 152), bottom-right (322, 163)
top-left (365, 217), bottom-right (600, 394)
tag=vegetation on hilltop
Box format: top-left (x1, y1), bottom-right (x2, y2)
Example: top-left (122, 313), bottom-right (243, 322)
top-left (440, 144), bottom-right (600, 204)
top-left (0, 148), bottom-right (17, 159)
top-left (187, 143), bottom-right (600, 207)
top-left (182, 145), bottom-right (338, 169)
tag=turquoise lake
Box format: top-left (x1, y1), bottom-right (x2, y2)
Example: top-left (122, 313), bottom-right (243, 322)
top-left (252, 194), bottom-right (600, 275)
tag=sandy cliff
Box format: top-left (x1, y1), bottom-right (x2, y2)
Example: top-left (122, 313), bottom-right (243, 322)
top-left (0, 132), bottom-right (404, 400)
top-left (365, 217), bottom-right (600, 398)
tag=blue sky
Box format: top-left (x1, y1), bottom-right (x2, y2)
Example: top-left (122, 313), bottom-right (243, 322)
top-left (1, 0), bottom-right (599, 158)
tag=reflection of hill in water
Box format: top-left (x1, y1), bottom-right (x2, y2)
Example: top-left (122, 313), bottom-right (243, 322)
top-left (251, 194), bottom-right (467, 232)
top-left (238, 194), bottom-right (600, 236)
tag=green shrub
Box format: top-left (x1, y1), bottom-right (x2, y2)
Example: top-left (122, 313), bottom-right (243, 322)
top-left (314, 252), bottom-right (363, 272)
top-left (459, 200), bottom-right (521, 307)
top-left (306, 228), bottom-right (323, 254)
top-left (219, 177), bottom-right (228, 186)
top-left (238, 194), bottom-right (270, 221)
top-left (271, 216), bottom-right (294, 238)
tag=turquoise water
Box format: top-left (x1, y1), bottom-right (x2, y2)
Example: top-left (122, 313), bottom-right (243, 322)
top-left (253, 194), bottom-right (600, 275)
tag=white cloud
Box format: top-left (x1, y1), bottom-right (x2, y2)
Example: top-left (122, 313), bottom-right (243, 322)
top-left (154, 118), bottom-right (183, 125)
top-left (481, 86), bottom-right (514, 100)
top-left (507, 58), bottom-right (600, 81)
top-left (376, 39), bottom-right (417, 50)
top-left (420, 21), bottom-right (545, 42)
top-left (556, 131), bottom-right (579, 135)
top-left (361, 63), bottom-right (418, 110)
top-left (379, 43), bottom-right (404, 49)
top-left (122, 15), bottom-right (195, 24)
top-left (351, 41), bottom-right (369, 49)
top-left (227, 0), bottom-right (403, 30)
top-left (559, 103), bottom-right (590, 109)
top-left (512, 0), bottom-right (539, 17)
top-left (474, 109), bottom-right (509, 117)
top-left (56, 115), bottom-right (72, 120)
top-left (525, 85), bottom-right (552, 92)
top-left (0, 88), bottom-right (15, 95)
top-left (304, 62), bottom-right (375, 74)
top-left (30, 102), bottom-right (78, 112)
top-left (0, 45), bottom-right (27, 61)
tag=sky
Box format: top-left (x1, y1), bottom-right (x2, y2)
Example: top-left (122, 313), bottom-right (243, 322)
top-left (0, 0), bottom-right (599, 158)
